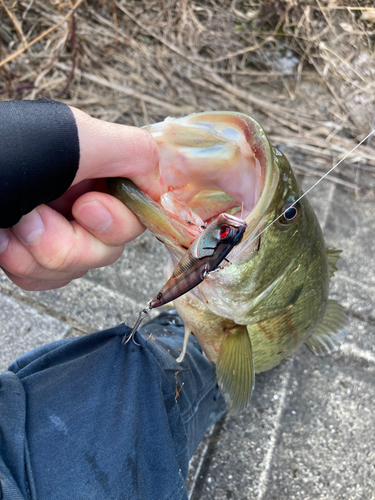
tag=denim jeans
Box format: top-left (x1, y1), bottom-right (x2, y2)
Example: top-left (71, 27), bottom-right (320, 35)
top-left (0, 321), bottom-right (226, 500)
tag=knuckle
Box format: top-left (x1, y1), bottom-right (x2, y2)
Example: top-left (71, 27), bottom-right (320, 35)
top-left (38, 243), bottom-right (78, 271)
top-left (13, 259), bottom-right (41, 279)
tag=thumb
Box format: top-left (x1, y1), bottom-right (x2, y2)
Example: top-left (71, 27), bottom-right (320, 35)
top-left (70, 107), bottom-right (161, 200)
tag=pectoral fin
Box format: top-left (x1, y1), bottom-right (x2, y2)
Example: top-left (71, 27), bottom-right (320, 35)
top-left (216, 324), bottom-right (255, 414)
top-left (306, 300), bottom-right (348, 356)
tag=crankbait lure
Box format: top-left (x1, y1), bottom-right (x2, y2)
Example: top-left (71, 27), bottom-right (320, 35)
top-left (125, 213), bottom-right (247, 344)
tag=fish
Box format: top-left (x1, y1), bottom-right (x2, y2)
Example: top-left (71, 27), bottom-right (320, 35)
top-left (107, 111), bottom-right (348, 414)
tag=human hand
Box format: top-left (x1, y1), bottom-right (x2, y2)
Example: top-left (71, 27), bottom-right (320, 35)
top-left (0, 107), bottom-right (160, 291)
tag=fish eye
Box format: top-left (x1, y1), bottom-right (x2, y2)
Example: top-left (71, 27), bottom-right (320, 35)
top-left (279, 202), bottom-right (300, 224)
top-left (220, 225), bottom-right (232, 239)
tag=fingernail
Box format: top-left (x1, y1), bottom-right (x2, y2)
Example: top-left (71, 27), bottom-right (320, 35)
top-left (13, 209), bottom-right (44, 245)
top-left (75, 200), bottom-right (113, 232)
top-left (0, 229), bottom-right (9, 254)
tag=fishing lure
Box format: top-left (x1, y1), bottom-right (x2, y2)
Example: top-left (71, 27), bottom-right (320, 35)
top-left (125, 213), bottom-right (247, 345)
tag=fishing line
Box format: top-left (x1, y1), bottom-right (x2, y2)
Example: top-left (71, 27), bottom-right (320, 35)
top-left (247, 128), bottom-right (375, 246)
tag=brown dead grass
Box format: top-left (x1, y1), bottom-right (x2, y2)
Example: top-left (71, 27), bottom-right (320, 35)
top-left (0, 0), bottom-right (375, 195)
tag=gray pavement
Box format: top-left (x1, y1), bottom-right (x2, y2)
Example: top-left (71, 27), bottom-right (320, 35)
top-left (0, 174), bottom-right (374, 499)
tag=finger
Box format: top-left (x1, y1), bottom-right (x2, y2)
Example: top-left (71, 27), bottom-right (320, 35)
top-left (48, 179), bottom-right (96, 215)
top-left (2, 269), bottom-right (76, 292)
top-left (0, 228), bottom-right (88, 283)
top-left (0, 228), bottom-right (8, 254)
top-left (1, 195), bottom-right (138, 284)
top-left (72, 191), bottom-right (145, 246)
top-left (70, 108), bottom-right (161, 200)
top-left (11, 205), bottom-right (126, 274)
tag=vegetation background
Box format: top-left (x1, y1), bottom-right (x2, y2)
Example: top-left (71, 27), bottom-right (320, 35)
top-left (1, 0), bottom-right (374, 196)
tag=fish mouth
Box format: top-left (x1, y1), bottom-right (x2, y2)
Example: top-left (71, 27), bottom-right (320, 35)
top-left (143, 112), bottom-right (279, 261)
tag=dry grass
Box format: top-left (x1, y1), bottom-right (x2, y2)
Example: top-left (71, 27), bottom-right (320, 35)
top-left (1, 0), bottom-right (375, 195)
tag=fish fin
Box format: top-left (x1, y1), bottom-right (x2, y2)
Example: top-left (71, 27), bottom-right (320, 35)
top-left (326, 248), bottom-right (342, 278)
top-left (176, 326), bottom-right (191, 363)
top-left (216, 324), bottom-right (255, 414)
top-left (306, 300), bottom-right (348, 356)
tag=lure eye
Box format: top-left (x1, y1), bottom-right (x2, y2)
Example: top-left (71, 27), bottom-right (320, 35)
top-left (220, 225), bottom-right (232, 239)
top-left (279, 202), bottom-right (301, 224)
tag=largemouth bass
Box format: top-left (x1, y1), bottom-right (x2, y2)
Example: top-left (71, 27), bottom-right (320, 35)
top-left (107, 112), bottom-right (347, 414)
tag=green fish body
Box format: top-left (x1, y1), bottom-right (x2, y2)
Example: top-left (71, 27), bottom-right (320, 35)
top-left (107, 112), bottom-right (347, 413)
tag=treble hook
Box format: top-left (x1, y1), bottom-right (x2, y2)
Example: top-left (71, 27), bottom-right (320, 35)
top-left (122, 304), bottom-right (151, 345)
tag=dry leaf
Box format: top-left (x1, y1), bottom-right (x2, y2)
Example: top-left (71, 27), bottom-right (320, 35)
top-left (361, 10), bottom-right (375, 23)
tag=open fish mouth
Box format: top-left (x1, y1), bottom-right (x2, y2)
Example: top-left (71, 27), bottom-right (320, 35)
top-left (141, 112), bottom-right (279, 261)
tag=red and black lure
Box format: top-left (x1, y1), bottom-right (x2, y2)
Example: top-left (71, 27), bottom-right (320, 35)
top-left (124, 213), bottom-right (247, 345)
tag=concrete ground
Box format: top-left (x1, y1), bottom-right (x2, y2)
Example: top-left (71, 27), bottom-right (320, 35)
top-left (1, 173), bottom-right (374, 499)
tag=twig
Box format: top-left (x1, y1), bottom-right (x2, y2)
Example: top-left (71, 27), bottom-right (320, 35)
top-left (0, 83), bottom-right (34, 95)
top-left (57, 12), bottom-right (77, 97)
top-left (316, 0), bottom-right (338, 38)
top-left (0, 0), bottom-right (27, 46)
top-left (293, 163), bottom-right (363, 191)
top-left (208, 37), bottom-right (274, 63)
top-left (0, 0), bottom-right (85, 69)
top-left (174, 370), bottom-right (184, 401)
top-left (54, 62), bottom-right (195, 114)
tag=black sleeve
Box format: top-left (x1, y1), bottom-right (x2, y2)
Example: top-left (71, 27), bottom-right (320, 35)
top-left (0, 99), bottom-right (80, 228)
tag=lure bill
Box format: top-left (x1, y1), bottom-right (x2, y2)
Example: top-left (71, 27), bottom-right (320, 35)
top-left (125, 213), bottom-right (247, 345)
